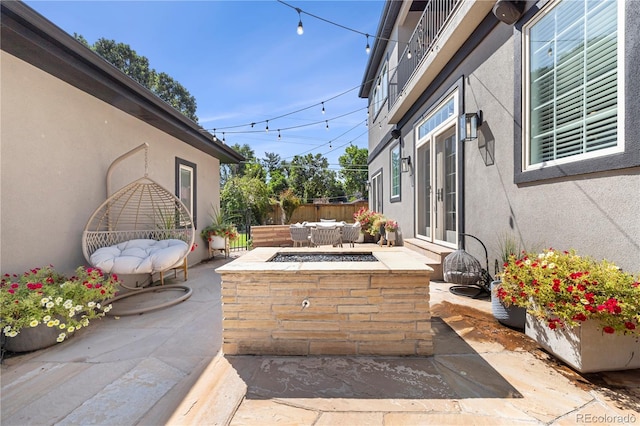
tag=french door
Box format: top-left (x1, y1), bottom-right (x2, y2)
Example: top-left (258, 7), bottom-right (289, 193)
top-left (417, 125), bottom-right (458, 247)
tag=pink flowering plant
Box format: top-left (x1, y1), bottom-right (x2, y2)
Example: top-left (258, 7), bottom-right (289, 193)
top-left (497, 249), bottom-right (640, 335)
top-left (384, 220), bottom-right (399, 232)
top-left (1, 265), bottom-right (120, 343)
top-left (353, 207), bottom-right (384, 236)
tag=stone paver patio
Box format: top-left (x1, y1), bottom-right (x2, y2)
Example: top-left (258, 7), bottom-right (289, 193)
top-left (1, 248), bottom-right (638, 425)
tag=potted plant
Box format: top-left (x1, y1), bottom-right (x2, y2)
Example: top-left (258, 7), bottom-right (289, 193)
top-left (498, 248), bottom-right (640, 372)
top-left (353, 207), bottom-right (383, 243)
top-left (384, 220), bottom-right (398, 246)
top-left (491, 233), bottom-right (526, 329)
top-left (200, 207), bottom-right (239, 257)
top-left (1, 265), bottom-right (120, 352)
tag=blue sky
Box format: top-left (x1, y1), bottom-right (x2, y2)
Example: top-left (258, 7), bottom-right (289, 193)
top-left (25, 0), bottom-right (385, 169)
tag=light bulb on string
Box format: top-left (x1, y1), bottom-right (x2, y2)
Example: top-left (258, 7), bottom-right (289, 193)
top-left (212, 129), bottom-right (217, 141)
top-left (265, 120), bottom-right (269, 133)
top-left (407, 49), bottom-right (412, 59)
top-left (365, 34), bottom-right (370, 54)
top-left (222, 132), bottom-right (226, 143)
top-left (296, 8), bottom-right (304, 35)
top-left (278, 129), bottom-right (281, 140)
top-left (325, 120), bottom-right (329, 130)
top-left (321, 102), bottom-right (325, 114)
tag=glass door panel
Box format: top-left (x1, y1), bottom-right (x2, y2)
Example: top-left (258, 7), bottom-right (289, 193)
top-left (434, 128), bottom-right (457, 245)
top-left (416, 143), bottom-right (431, 239)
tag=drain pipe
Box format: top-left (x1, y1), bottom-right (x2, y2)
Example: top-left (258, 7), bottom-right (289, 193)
top-left (106, 142), bottom-right (149, 198)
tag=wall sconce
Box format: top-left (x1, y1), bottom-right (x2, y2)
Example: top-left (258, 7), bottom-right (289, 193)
top-left (463, 110), bottom-right (483, 141)
top-left (401, 156), bottom-right (412, 173)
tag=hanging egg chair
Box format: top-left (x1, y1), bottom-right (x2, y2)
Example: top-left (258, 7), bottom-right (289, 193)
top-left (443, 233), bottom-right (492, 299)
top-left (82, 143), bottom-right (194, 314)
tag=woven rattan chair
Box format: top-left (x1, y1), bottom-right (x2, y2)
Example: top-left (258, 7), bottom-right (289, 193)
top-left (341, 222), bottom-right (361, 247)
top-left (310, 226), bottom-right (342, 247)
top-left (290, 225), bottom-right (310, 247)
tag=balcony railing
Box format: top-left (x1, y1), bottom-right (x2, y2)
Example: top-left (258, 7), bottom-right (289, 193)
top-left (389, 0), bottom-right (462, 109)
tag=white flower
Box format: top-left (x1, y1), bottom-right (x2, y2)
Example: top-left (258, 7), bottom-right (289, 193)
top-left (58, 323), bottom-right (66, 329)
top-left (63, 300), bottom-right (73, 309)
top-left (41, 297), bottom-right (50, 305)
top-left (56, 333), bottom-right (66, 342)
top-left (3, 326), bottom-right (12, 333)
top-left (55, 297), bottom-right (63, 304)
top-left (53, 319), bottom-right (60, 326)
top-left (548, 263), bottom-right (556, 269)
top-left (103, 304), bottom-right (112, 313)
top-left (67, 326), bottom-right (75, 333)
top-left (87, 301), bottom-right (96, 308)
top-left (75, 305), bottom-right (83, 312)
top-left (47, 320), bottom-right (56, 327)
top-left (46, 301), bottom-right (55, 309)
top-left (6, 330), bottom-right (18, 337)
top-left (69, 309), bottom-right (75, 317)
top-left (525, 259), bottom-right (531, 266)
top-left (29, 319), bottom-right (39, 327)
top-left (43, 315), bottom-right (51, 322)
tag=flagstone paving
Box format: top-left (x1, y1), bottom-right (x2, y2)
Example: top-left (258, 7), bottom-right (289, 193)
top-left (1, 249), bottom-right (638, 425)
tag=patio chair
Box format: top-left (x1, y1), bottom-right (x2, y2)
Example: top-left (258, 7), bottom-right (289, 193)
top-left (290, 224), bottom-right (311, 247)
top-left (310, 226), bottom-right (342, 247)
top-left (341, 222), bottom-right (361, 247)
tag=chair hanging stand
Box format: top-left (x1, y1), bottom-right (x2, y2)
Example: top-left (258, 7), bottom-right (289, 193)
top-left (443, 233), bottom-right (493, 299)
top-left (82, 143), bottom-right (195, 314)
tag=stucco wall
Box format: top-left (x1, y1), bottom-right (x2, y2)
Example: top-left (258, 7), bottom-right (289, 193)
top-left (368, 10), bottom-right (639, 273)
top-left (1, 52), bottom-right (219, 275)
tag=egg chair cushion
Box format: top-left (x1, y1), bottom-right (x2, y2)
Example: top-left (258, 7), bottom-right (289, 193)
top-left (90, 239), bottom-right (189, 275)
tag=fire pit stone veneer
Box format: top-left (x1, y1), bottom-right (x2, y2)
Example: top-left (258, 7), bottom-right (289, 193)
top-left (215, 247), bottom-right (434, 356)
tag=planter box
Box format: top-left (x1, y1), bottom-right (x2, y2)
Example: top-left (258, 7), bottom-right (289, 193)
top-left (525, 314), bottom-right (640, 373)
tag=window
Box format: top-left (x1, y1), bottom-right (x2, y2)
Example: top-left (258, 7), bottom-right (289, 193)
top-left (370, 170), bottom-right (383, 213)
top-left (371, 62), bottom-right (388, 118)
top-left (524, 0), bottom-right (620, 170)
top-left (175, 158), bottom-right (197, 227)
top-left (390, 143), bottom-right (400, 201)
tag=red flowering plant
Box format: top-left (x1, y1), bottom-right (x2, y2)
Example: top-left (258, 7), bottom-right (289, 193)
top-left (497, 249), bottom-right (640, 335)
top-left (353, 207), bottom-right (384, 236)
top-left (1, 265), bottom-right (120, 343)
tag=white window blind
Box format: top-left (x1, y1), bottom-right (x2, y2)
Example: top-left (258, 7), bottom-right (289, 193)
top-left (527, 0), bottom-right (618, 166)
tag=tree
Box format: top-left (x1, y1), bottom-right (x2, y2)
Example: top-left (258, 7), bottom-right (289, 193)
top-left (339, 144), bottom-right (369, 200)
top-left (76, 36), bottom-right (198, 121)
top-left (288, 154), bottom-right (339, 203)
top-left (279, 189), bottom-right (301, 224)
top-left (220, 175), bottom-right (270, 226)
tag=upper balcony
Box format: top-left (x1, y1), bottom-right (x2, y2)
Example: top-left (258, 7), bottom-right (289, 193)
top-left (387, 0), bottom-right (495, 123)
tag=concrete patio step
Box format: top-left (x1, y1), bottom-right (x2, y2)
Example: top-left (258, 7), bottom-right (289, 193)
top-left (403, 238), bottom-right (454, 280)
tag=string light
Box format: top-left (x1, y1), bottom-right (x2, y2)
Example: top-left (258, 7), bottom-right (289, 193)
top-left (212, 128), bottom-right (217, 141)
top-left (321, 102), bottom-right (325, 114)
top-left (265, 120), bottom-right (269, 132)
top-left (222, 132), bottom-right (226, 143)
top-left (296, 8), bottom-right (304, 35)
top-left (325, 120), bottom-right (329, 130)
top-left (365, 34), bottom-right (370, 54)
top-left (278, 129), bottom-right (282, 140)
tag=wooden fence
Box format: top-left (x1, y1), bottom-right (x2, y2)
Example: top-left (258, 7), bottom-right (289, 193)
top-left (265, 201), bottom-right (368, 225)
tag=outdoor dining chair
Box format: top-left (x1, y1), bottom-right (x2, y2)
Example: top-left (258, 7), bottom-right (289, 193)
top-left (341, 222), bottom-right (361, 247)
top-left (310, 226), bottom-right (342, 247)
top-left (290, 224), bottom-right (311, 247)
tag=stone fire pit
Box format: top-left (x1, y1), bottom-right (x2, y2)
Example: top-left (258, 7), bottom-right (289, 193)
top-left (216, 247), bottom-right (433, 356)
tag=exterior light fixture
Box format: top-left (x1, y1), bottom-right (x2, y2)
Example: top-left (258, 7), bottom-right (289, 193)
top-left (463, 110), bottom-right (483, 141)
top-left (296, 8), bottom-right (304, 35)
top-left (401, 156), bottom-right (412, 173)
top-left (365, 34), bottom-right (370, 54)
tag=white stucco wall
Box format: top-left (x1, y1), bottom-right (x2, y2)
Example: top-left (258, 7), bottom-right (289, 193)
top-left (1, 51), bottom-right (219, 275)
